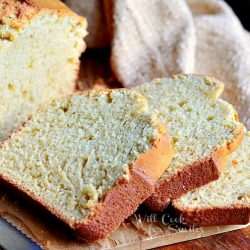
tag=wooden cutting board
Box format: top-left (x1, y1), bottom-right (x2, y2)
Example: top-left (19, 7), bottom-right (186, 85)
top-left (0, 49), bottom-right (249, 250)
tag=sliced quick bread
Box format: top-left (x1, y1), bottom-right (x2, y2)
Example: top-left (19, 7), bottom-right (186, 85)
top-left (173, 132), bottom-right (250, 226)
top-left (136, 74), bottom-right (244, 211)
top-left (0, 89), bottom-right (173, 242)
top-left (0, 0), bottom-right (87, 140)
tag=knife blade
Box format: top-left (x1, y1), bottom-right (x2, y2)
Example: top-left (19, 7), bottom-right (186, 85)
top-left (0, 217), bottom-right (42, 250)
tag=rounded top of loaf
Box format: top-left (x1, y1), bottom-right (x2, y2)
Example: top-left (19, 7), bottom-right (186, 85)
top-left (0, 0), bottom-right (87, 29)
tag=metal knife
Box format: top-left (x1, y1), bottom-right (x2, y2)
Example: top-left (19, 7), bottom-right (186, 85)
top-left (0, 217), bottom-right (42, 250)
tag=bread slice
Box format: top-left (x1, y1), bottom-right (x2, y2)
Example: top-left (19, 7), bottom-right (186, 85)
top-left (136, 74), bottom-right (244, 211)
top-left (173, 132), bottom-right (250, 226)
top-left (0, 0), bottom-right (87, 140)
top-left (0, 89), bottom-right (173, 242)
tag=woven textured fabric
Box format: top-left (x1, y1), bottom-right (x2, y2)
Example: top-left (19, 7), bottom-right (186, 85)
top-left (108, 0), bottom-right (195, 87)
top-left (64, 0), bottom-right (250, 128)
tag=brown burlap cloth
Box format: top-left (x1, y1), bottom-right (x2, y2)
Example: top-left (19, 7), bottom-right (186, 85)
top-left (64, 0), bottom-right (250, 128)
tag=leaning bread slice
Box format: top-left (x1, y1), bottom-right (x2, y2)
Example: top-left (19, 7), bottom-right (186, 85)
top-left (0, 0), bottom-right (87, 140)
top-left (173, 132), bottom-right (250, 226)
top-left (0, 89), bottom-right (173, 242)
top-left (136, 74), bottom-right (244, 211)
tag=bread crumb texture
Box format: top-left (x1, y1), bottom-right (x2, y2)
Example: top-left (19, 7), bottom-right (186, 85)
top-left (0, 0), bottom-right (87, 140)
top-left (0, 89), bottom-right (159, 222)
top-left (136, 75), bottom-right (243, 178)
top-left (175, 132), bottom-right (250, 208)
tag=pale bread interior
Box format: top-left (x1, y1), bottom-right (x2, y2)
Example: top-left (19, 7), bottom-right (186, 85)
top-left (136, 75), bottom-right (243, 178)
top-left (175, 132), bottom-right (250, 209)
top-left (0, 11), bottom-right (86, 140)
top-left (0, 90), bottom-right (159, 222)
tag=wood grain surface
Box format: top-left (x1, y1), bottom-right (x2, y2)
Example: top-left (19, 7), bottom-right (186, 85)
top-left (80, 49), bottom-right (250, 250)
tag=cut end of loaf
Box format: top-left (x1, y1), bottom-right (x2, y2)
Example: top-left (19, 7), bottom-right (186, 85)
top-left (0, 0), bottom-right (87, 140)
top-left (136, 74), bottom-right (244, 211)
top-left (0, 89), bottom-right (172, 236)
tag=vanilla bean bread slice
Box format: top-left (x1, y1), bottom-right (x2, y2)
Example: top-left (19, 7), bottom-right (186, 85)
top-left (0, 0), bottom-right (87, 140)
top-left (0, 89), bottom-right (173, 242)
top-left (136, 74), bottom-right (244, 211)
top-left (173, 132), bottom-right (250, 226)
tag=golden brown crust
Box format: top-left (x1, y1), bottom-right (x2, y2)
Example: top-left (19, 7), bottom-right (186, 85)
top-left (27, 0), bottom-right (71, 12)
top-left (144, 125), bottom-right (244, 212)
top-left (73, 133), bottom-right (173, 242)
top-left (0, 0), bottom-right (87, 29)
top-left (173, 203), bottom-right (250, 227)
top-left (75, 166), bottom-right (155, 242)
top-left (0, 0), bottom-right (35, 23)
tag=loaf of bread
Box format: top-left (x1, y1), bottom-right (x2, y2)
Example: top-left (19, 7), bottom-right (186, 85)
top-left (136, 74), bottom-right (244, 211)
top-left (0, 89), bottom-right (173, 241)
top-left (173, 132), bottom-right (250, 226)
top-left (0, 0), bottom-right (87, 140)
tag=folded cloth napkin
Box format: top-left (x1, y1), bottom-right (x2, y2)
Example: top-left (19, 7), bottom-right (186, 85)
top-left (64, 0), bottom-right (250, 128)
